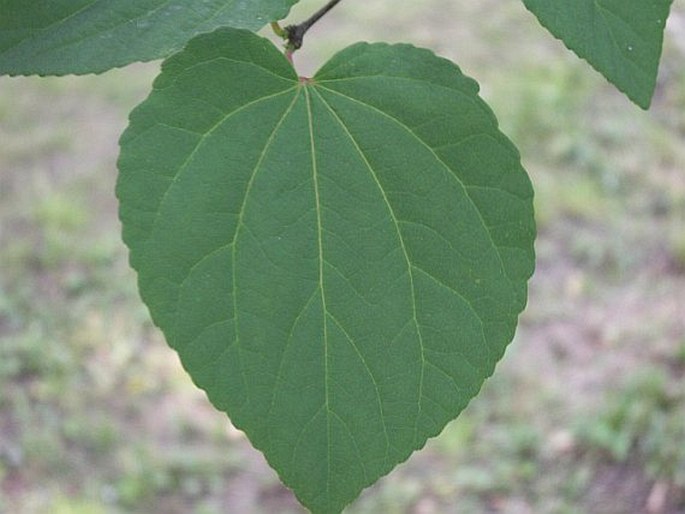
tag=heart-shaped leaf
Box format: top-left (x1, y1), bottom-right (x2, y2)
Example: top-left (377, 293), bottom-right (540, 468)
top-left (117, 28), bottom-right (535, 513)
top-left (0, 0), bottom-right (298, 76)
top-left (523, 0), bottom-right (674, 108)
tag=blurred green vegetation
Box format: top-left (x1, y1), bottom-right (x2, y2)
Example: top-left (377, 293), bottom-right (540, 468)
top-left (578, 367), bottom-right (685, 489)
top-left (1, 1), bottom-right (685, 513)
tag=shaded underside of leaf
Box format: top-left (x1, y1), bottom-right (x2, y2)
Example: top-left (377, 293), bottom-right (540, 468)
top-left (0, 0), bottom-right (298, 75)
top-left (117, 28), bottom-right (535, 513)
top-left (522, 0), bottom-right (674, 109)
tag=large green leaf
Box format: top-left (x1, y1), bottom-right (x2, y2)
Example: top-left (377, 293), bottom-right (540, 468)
top-left (0, 0), bottom-right (298, 76)
top-left (522, 0), bottom-right (673, 109)
top-left (117, 28), bottom-right (535, 513)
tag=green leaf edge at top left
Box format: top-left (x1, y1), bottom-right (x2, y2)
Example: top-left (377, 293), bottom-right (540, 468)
top-left (117, 27), bottom-right (536, 513)
top-left (0, 0), bottom-right (300, 76)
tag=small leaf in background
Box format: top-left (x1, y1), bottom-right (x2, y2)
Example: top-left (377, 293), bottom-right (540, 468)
top-left (0, 0), bottom-right (299, 76)
top-left (522, 0), bottom-right (674, 109)
top-left (117, 28), bottom-right (535, 513)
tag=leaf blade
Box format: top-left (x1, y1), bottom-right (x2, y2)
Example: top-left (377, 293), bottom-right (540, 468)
top-left (0, 0), bottom-right (298, 75)
top-left (522, 0), bottom-right (673, 108)
top-left (117, 28), bottom-right (536, 513)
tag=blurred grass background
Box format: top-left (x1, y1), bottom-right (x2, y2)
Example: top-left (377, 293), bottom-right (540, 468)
top-left (1, 1), bottom-right (684, 513)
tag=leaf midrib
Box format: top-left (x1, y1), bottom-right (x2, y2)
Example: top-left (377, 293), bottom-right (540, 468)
top-left (311, 84), bottom-right (491, 369)
top-left (303, 84), bottom-right (333, 501)
top-left (310, 86), bottom-right (429, 448)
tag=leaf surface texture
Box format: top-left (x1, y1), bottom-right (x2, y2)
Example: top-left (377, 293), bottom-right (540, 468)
top-left (117, 28), bottom-right (536, 513)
